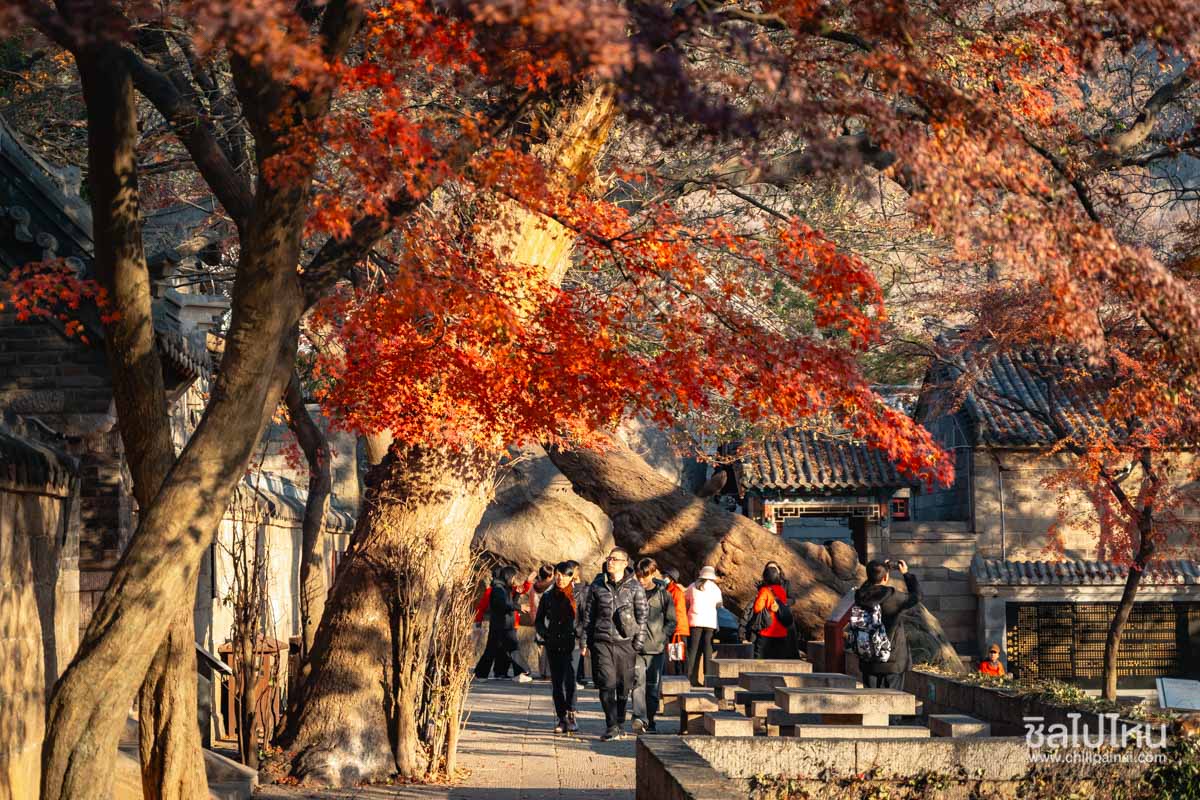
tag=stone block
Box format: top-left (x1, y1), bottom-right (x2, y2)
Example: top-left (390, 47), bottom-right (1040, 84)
top-left (715, 684), bottom-right (742, 702)
top-left (775, 687), bottom-right (916, 717)
top-left (928, 714), bottom-right (991, 737)
top-left (660, 676), bottom-right (692, 697)
top-left (701, 711), bottom-right (755, 737)
top-left (741, 699), bottom-right (776, 719)
top-left (708, 658), bottom-right (813, 681)
top-left (677, 691), bottom-right (719, 712)
top-left (714, 643), bottom-right (753, 659)
top-left (738, 671), bottom-right (857, 692)
top-left (734, 690), bottom-right (775, 705)
top-left (765, 708), bottom-right (823, 727)
top-left (785, 725), bottom-right (931, 739)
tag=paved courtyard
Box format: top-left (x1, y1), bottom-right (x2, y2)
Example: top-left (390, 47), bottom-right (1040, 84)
top-left (256, 677), bottom-right (665, 799)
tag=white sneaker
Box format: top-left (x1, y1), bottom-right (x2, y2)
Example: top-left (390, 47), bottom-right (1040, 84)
top-left (515, 673), bottom-right (533, 684)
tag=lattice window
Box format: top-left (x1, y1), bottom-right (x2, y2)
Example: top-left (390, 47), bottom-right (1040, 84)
top-left (1007, 602), bottom-right (1200, 682)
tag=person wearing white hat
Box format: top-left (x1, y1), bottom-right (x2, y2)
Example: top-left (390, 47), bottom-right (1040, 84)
top-left (684, 565), bottom-right (723, 687)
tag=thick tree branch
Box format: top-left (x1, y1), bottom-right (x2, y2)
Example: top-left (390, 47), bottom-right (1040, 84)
top-left (285, 372), bottom-right (333, 676)
top-left (122, 45), bottom-right (254, 229)
top-left (1099, 72), bottom-right (1194, 158)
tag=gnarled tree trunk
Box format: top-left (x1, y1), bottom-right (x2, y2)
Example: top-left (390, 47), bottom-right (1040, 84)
top-left (280, 84), bottom-right (618, 787)
top-left (137, 608), bottom-right (209, 800)
top-left (281, 445), bottom-right (496, 785)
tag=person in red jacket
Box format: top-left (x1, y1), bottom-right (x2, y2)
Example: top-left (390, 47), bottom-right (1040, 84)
top-left (663, 567), bottom-right (689, 675)
top-left (750, 564), bottom-right (793, 659)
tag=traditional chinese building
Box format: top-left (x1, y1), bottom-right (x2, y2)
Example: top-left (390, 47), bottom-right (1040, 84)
top-left (912, 348), bottom-right (1200, 683)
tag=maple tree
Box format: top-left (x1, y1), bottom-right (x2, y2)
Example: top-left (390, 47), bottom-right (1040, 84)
top-left (3, 0), bottom-right (1200, 795)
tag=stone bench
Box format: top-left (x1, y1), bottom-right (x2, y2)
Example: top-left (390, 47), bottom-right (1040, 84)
top-left (677, 691), bottom-right (719, 734)
top-left (737, 672), bottom-right (857, 692)
top-left (782, 725), bottom-right (931, 739)
top-left (715, 643), bottom-right (754, 659)
top-left (773, 687), bottom-right (916, 727)
top-left (928, 714), bottom-right (991, 738)
top-left (701, 711), bottom-right (755, 737)
top-left (705, 658), bottom-right (813, 688)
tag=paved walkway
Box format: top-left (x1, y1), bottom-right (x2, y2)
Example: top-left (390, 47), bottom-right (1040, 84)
top-left (257, 677), bottom-right (666, 799)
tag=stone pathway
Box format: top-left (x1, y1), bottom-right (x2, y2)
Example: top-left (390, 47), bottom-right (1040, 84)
top-left (256, 677), bottom-right (666, 799)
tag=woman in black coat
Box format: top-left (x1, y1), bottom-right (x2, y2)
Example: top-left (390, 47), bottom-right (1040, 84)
top-left (536, 561), bottom-right (581, 733)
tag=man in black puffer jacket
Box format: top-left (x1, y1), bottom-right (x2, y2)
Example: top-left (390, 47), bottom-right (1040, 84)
top-left (580, 547), bottom-right (648, 740)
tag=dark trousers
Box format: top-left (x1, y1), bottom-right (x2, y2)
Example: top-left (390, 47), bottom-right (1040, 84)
top-left (863, 672), bottom-right (901, 689)
top-left (685, 627), bottom-right (714, 686)
top-left (475, 625), bottom-right (526, 678)
top-left (632, 651), bottom-right (664, 726)
top-left (754, 635), bottom-right (792, 660)
top-left (591, 639), bottom-right (636, 729)
top-left (547, 648), bottom-right (577, 720)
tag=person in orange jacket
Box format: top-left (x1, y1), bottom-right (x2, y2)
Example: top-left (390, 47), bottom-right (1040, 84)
top-left (662, 567), bottom-right (689, 675)
top-left (979, 643), bottom-right (1006, 677)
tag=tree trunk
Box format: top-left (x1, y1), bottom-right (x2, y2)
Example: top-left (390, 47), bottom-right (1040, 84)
top-left (1102, 527), bottom-right (1154, 701)
top-left (281, 445), bottom-right (495, 786)
top-left (285, 373), bottom-right (333, 676)
top-left (137, 607), bottom-right (209, 800)
top-left (547, 442), bottom-right (861, 637)
top-left (75, 45), bottom-right (210, 800)
top-left (40, 158), bottom-right (307, 800)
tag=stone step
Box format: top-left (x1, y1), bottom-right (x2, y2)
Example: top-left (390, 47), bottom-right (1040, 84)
top-left (737, 671), bottom-right (856, 692)
top-left (780, 725), bottom-right (931, 739)
top-left (701, 711), bottom-right (755, 737)
top-left (928, 714), bottom-right (991, 737)
top-left (774, 687), bottom-right (916, 718)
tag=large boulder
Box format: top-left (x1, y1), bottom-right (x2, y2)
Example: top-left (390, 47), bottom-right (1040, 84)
top-left (473, 445), bottom-right (615, 580)
top-left (904, 604), bottom-right (968, 673)
top-left (547, 442), bottom-right (863, 639)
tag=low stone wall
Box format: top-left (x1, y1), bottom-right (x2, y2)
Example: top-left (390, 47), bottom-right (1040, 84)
top-left (639, 732), bottom-right (1156, 800)
top-left (905, 669), bottom-right (1148, 738)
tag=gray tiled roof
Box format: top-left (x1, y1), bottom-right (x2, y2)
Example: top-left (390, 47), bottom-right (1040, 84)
top-left (971, 554), bottom-right (1200, 586)
top-left (739, 428), bottom-right (910, 493)
top-left (244, 472), bottom-right (356, 531)
top-left (954, 348), bottom-right (1107, 447)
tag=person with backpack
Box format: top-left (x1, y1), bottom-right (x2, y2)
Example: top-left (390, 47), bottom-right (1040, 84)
top-left (535, 562), bottom-right (581, 733)
top-left (580, 548), bottom-right (648, 741)
top-left (684, 565), bottom-right (723, 686)
top-left (846, 559), bottom-right (920, 689)
top-left (476, 565), bottom-right (534, 683)
top-left (744, 564), bottom-right (794, 659)
top-left (631, 558), bottom-right (676, 733)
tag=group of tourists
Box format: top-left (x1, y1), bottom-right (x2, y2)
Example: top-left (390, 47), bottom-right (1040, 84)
top-left (472, 549), bottom-right (812, 740)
